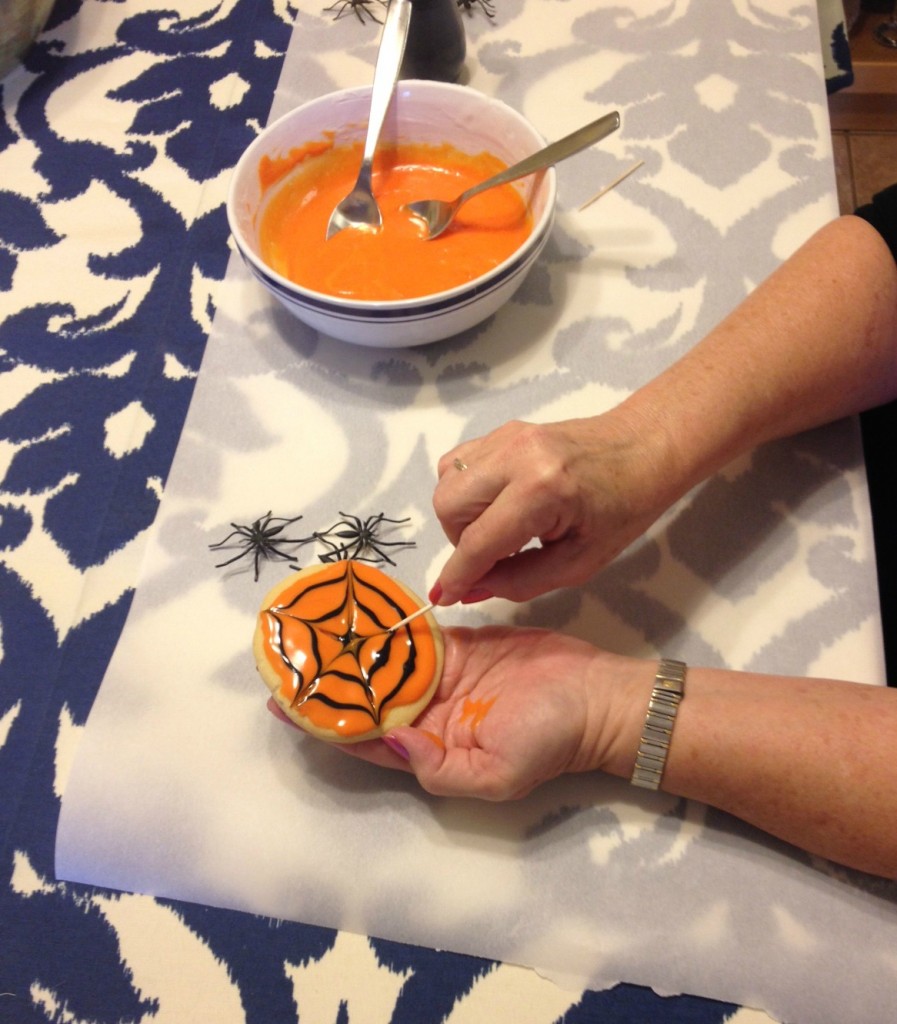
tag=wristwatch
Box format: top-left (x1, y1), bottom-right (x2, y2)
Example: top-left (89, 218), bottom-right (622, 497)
top-left (630, 658), bottom-right (687, 791)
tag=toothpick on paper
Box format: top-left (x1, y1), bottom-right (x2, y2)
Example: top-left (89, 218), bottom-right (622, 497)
top-left (389, 602), bottom-right (435, 632)
top-left (578, 160), bottom-right (645, 212)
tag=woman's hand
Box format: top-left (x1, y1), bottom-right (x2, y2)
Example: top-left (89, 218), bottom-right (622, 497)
top-left (335, 625), bottom-right (647, 801)
top-left (430, 218), bottom-right (897, 609)
top-left (430, 413), bottom-right (678, 606)
top-left (269, 621), bottom-right (897, 875)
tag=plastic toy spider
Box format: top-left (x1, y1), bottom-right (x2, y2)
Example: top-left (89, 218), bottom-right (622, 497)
top-left (323, 0), bottom-right (387, 23)
top-left (209, 511), bottom-right (312, 581)
top-left (310, 512), bottom-right (416, 566)
top-left (457, 0), bottom-right (496, 18)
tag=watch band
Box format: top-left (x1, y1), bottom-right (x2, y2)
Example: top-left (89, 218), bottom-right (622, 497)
top-left (630, 658), bottom-right (687, 791)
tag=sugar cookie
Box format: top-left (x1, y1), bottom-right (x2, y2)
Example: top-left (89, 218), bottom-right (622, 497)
top-left (254, 560), bottom-right (442, 743)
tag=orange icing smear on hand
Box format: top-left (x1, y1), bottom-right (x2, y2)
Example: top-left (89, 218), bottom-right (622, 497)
top-left (257, 140), bottom-right (533, 301)
top-left (258, 561), bottom-right (439, 739)
top-left (460, 696), bottom-right (496, 730)
top-left (420, 730), bottom-right (446, 751)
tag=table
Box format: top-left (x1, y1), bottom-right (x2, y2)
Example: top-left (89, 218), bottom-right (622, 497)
top-left (2, 3), bottom-right (881, 1023)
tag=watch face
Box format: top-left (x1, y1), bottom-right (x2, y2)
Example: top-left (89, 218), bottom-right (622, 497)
top-left (655, 658), bottom-right (686, 695)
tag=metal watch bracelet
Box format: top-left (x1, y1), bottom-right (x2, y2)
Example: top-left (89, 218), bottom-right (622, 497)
top-left (630, 658), bottom-right (687, 791)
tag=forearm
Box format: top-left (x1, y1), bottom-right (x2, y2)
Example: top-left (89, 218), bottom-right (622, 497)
top-left (429, 214), bottom-right (897, 605)
top-left (614, 215), bottom-right (897, 503)
top-left (597, 659), bottom-right (897, 878)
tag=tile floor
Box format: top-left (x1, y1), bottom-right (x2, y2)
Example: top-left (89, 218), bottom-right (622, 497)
top-left (832, 130), bottom-right (897, 212)
top-left (829, 10), bottom-right (897, 213)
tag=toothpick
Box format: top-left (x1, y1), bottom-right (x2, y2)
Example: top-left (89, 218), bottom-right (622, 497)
top-left (578, 159), bottom-right (645, 212)
top-left (389, 601), bottom-right (435, 632)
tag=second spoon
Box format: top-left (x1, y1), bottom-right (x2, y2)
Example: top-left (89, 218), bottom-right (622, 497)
top-left (404, 110), bottom-right (621, 240)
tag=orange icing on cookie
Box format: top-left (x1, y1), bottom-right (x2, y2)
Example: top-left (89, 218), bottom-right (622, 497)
top-left (256, 561), bottom-right (440, 741)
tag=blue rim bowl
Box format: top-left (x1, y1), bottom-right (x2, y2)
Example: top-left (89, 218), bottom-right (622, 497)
top-left (227, 79), bottom-right (557, 348)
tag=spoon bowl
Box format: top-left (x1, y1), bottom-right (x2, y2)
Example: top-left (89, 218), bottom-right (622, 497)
top-left (405, 110), bottom-right (620, 240)
top-left (325, 0), bottom-right (411, 240)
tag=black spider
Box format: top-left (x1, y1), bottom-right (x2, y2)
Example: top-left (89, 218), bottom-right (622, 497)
top-left (457, 0), bottom-right (496, 18)
top-left (323, 0), bottom-right (387, 23)
top-left (309, 512), bottom-right (416, 566)
top-left (209, 511), bottom-right (312, 581)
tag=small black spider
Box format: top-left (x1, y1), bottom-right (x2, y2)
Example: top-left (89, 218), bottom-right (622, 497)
top-left (309, 511), bottom-right (416, 566)
top-left (209, 511), bottom-right (312, 581)
top-left (457, 0), bottom-right (495, 18)
top-left (323, 0), bottom-right (387, 24)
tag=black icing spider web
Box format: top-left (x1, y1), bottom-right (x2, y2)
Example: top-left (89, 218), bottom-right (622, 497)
top-left (265, 560), bottom-right (418, 726)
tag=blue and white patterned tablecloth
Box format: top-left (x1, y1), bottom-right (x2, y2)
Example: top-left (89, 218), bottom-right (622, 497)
top-left (818, 0), bottom-right (854, 92)
top-left (2, 2), bottom-right (888, 1023)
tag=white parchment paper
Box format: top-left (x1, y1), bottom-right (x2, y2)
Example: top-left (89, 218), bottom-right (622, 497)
top-left (57, 4), bottom-right (897, 1022)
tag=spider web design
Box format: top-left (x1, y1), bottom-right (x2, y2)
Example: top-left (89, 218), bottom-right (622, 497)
top-left (263, 562), bottom-right (429, 736)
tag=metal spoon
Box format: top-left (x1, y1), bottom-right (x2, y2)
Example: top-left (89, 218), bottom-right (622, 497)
top-left (404, 110), bottom-right (621, 240)
top-left (325, 0), bottom-right (412, 240)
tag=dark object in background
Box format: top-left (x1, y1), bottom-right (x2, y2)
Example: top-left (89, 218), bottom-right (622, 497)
top-left (860, 399), bottom-right (897, 685)
top-left (0, 0), bottom-right (56, 78)
top-left (401, 0), bottom-right (466, 82)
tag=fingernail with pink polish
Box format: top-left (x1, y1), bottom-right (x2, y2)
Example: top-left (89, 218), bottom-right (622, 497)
top-left (383, 735), bottom-right (410, 761)
top-left (428, 581), bottom-right (443, 605)
top-left (461, 588), bottom-right (493, 605)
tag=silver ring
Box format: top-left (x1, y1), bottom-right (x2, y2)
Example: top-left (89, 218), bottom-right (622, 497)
top-left (453, 457), bottom-right (468, 471)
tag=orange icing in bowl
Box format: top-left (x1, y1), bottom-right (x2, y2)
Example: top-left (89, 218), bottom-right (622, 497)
top-left (254, 561), bottom-right (443, 742)
top-left (257, 140), bottom-right (533, 301)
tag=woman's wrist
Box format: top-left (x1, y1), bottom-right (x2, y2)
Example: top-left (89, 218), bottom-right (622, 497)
top-left (592, 398), bottom-right (700, 523)
top-left (577, 650), bottom-right (658, 780)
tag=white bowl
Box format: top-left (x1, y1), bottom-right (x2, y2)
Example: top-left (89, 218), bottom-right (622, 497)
top-left (227, 80), bottom-right (557, 348)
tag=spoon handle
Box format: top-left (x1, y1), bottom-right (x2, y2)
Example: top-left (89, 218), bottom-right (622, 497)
top-left (456, 110), bottom-right (621, 208)
top-left (361, 0), bottom-right (412, 167)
